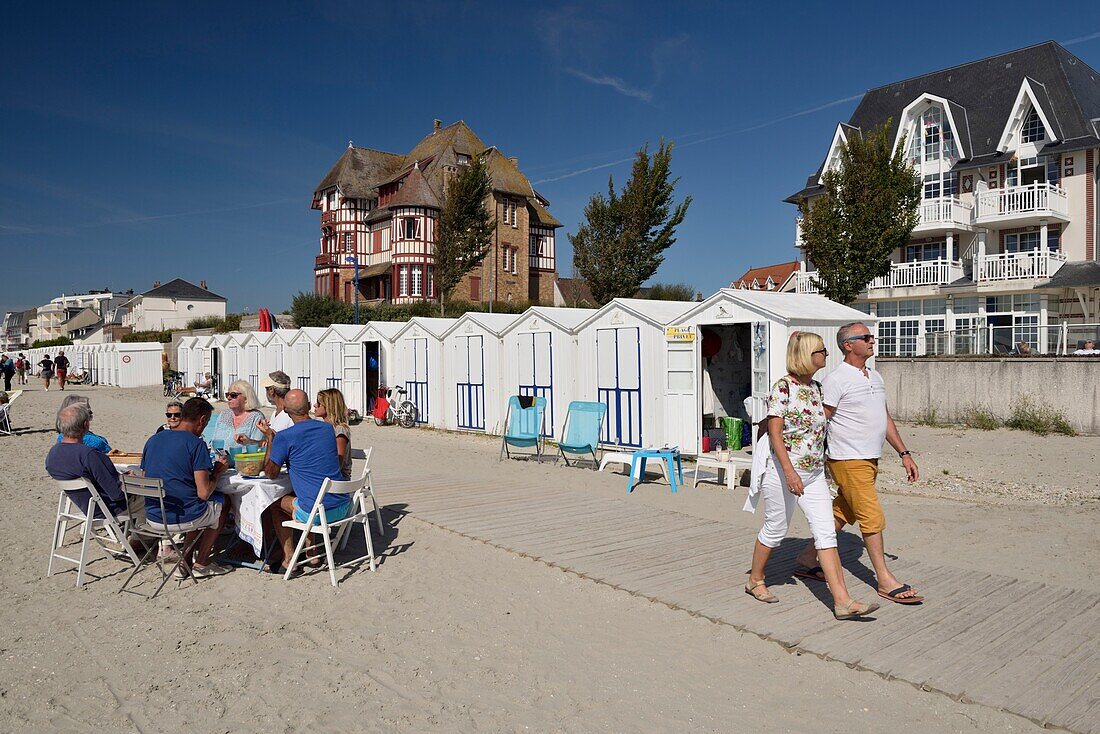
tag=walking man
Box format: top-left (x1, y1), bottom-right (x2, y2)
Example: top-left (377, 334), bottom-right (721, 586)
top-left (54, 350), bottom-right (70, 391)
top-left (793, 321), bottom-right (925, 604)
top-left (17, 353), bottom-right (28, 385)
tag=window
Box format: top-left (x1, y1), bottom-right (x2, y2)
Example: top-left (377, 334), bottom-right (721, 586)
top-left (922, 107), bottom-right (941, 162)
top-left (899, 320), bottom-right (920, 356)
top-left (470, 275), bottom-right (481, 301)
top-left (877, 301), bottom-right (899, 318)
top-left (1021, 108), bottom-right (1044, 143)
top-left (1004, 232), bottom-right (1041, 253)
top-left (511, 247), bottom-right (518, 273)
top-left (456, 153), bottom-right (470, 165)
top-left (923, 174), bottom-right (940, 200)
top-left (898, 300), bottom-right (921, 317)
top-left (326, 192), bottom-right (335, 210)
top-left (401, 217), bottom-right (419, 240)
top-left (399, 265), bottom-right (409, 296)
top-left (878, 321), bottom-right (897, 356)
top-left (344, 234), bottom-right (354, 252)
top-left (411, 265), bottom-right (423, 296)
top-left (501, 247), bottom-right (510, 272)
top-left (502, 198), bottom-right (517, 226)
top-left (911, 106), bottom-right (959, 199)
top-left (427, 266), bottom-right (435, 297)
top-left (906, 242), bottom-right (947, 262)
top-left (529, 234), bottom-right (543, 257)
top-left (953, 297), bottom-right (979, 314)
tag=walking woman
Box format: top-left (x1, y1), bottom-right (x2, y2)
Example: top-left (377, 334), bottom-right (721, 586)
top-left (313, 388), bottom-right (353, 481)
top-left (745, 332), bottom-right (879, 620)
top-left (39, 354), bottom-right (54, 391)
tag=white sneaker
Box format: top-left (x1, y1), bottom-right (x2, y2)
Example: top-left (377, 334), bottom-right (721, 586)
top-left (191, 561), bottom-right (231, 578)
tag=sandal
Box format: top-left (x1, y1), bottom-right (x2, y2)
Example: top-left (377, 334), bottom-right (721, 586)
top-left (793, 564), bottom-right (827, 582)
top-left (834, 599), bottom-right (880, 620)
top-left (878, 584), bottom-right (924, 604)
top-left (745, 578), bottom-right (778, 603)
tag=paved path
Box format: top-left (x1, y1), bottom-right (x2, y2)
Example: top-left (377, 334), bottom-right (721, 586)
top-left (378, 470), bottom-right (1100, 734)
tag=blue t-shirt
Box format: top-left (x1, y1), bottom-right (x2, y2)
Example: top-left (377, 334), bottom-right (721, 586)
top-left (140, 429), bottom-right (216, 524)
top-left (45, 441), bottom-right (127, 517)
top-left (55, 431), bottom-right (112, 453)
top-left (267, 419), bottom-right (348, 513)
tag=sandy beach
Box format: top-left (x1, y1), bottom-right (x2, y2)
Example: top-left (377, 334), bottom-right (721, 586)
top-left (2, 384), bottom-right (1096, 732)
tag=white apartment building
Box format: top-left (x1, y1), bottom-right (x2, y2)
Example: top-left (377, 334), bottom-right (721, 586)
top-left (788, 42), bottom-right (1100, 355)
top-left (122, 279), bottom-right (226, 331)
top-left (31, 291), bottom-right (128, 343)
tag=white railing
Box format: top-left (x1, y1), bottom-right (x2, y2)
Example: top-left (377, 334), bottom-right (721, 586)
top-left (797, 259), bottom-right (963, 294)
top-left (795, 271), bottom-right (817, 294)
top-left (975, 182), bottom-right (1069, 221)
top-left (974, 250), bottom-right (1067, 281)
top-left (917, 197), bottom-right (973, 229)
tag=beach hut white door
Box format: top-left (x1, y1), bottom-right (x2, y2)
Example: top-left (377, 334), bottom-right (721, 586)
top-left (749, 321), bottom-right (770, 432)
top-left (665, 335), bottom-right (697, 453)
top-left (294, 342), bottom-right (311, 393)
top-left (517, 331), bottom-right (553, 437)
top-left (325, 342), bottom-right (342, 390)
top-left (341, 343), bottom-right (363, 413)
top-left (455, 335), bottom-right (485, 430)
top-left (226, 347), bottom-right (239, 385)
top-left (246, 346), bottom-right (260, 394)
top-left (596, 327), bottom-right (642, 448)
top-left (405, 338), bottom-right (429, 424)
top-left (271, 344), bottom-right (284, 373)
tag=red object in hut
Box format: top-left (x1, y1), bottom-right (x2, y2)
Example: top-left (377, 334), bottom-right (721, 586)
top-left (701, 328), bottom-right (721, 359)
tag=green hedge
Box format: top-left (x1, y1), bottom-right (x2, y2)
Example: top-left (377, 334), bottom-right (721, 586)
top-left (122, 330), bottom-right (174, 343)
top-left (30, 337), bottom-right (73, 348)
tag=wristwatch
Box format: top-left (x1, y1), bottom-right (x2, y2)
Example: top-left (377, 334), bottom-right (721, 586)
top-left (898, 450), bottom-right (912, 458)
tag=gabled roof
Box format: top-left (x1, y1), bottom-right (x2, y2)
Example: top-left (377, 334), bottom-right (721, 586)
top-left (528, 196), bottom-right (562, 228)
top-left (139, 278), bottom-right (226, 302)
top-left (362, 321), bottom-right (405, 340)
top-left (321, 324), bottom-right (369, 342)
top-left (675, 289), bottom-right (875, 325)
top-left (731, 261), bottom-right (801, 291)
top-left (576, 297), bottom-right (695, 331)
top-left (442, 311), bottom-right (520, 338)
top-left (501, 306), bottom-right (598, 336)
top-left (393, 316), bottom-right (456, 340)
top-left (313, 146), bottom-right (404, 200)
top-left (287, 327), bottom-right (328, 345)
top-left (790, 41), bottom-right (1100, 201)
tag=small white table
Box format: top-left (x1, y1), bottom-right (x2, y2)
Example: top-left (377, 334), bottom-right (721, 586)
top-left (692, 453), bottom-right (753, 490)
top-left (218, 470), bottom-right (293, 556)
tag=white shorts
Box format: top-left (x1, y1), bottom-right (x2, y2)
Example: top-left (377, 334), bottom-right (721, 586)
top-left (146, 498), bottom-right (223, 533)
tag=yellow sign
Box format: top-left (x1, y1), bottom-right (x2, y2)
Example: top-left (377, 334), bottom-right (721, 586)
top-left (665, 326), bottom-right (695, 342)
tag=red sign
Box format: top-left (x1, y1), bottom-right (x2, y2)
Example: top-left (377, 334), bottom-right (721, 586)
top-left (121, 355), bottom-right (131, 364)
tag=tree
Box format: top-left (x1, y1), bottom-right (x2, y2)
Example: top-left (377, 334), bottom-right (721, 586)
top-left (798, 121), bottom-right (921, 305)
top-left (290, 292), bottom-right (353, 328)
top-left (646, 282), bottom-right (696, 301)
top-left (434, 155), bottom-right (495, 315)
top-left (569, 141), bottom-right (692, 305)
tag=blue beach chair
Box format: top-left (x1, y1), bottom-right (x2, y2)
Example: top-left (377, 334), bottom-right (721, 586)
top-left (557, 401), bottom-right (607, 469)
top-left (499, 396), bottom-right (547, 462)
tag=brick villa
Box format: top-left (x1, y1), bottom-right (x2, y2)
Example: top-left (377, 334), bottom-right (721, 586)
top-left (312, 120), bottom-right (561, 306)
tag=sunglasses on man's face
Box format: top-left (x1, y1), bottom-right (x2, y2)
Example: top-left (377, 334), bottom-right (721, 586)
top-left (226, 392), bottom-right (242, 399)
top-left (845, 334), bottom-right (875, 343)
top-left (165, 412), bottom-right (182, 419)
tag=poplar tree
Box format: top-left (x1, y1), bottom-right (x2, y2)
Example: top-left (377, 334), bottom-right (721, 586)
top-left (434, 155), bottom-right (495, 315)
top-left (798, 121), bottom-right (921, 305)
top-left (570, 141), bottom-right (692, 305)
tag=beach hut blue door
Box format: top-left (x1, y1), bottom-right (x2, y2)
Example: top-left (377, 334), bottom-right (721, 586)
top-left (455, 335), bottom-right (485, 430)
top-left (405, 338), bottom-right (429, 424)
top-left (596, 327), bottom-right (642, 448)
top-left (517, 331), bottom-right (553, 437)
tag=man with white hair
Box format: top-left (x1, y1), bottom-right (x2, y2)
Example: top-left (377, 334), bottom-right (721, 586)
top-left (260, 370), bottom-right (294, 432)
top-left (46, 402), bottom-right (129, 518)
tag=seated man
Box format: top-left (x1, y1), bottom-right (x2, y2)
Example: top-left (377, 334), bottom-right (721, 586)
top-left (46, 402), bottom-right (132, 520)
top-left (1074, 339), bottom-right (1099, 355)
top-left (53, 395), bottom-right (111, 453)
top-left (140, 397), bottom-right (230, 578)
top-left (260, 389), bottom-right (351, 573)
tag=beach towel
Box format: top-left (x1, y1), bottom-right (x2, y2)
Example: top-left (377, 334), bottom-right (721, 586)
top-left (743, 432), bottom-right (771, 513)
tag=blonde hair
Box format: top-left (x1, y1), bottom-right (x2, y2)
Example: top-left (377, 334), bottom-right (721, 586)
top-left (316, 388), bottom-right (349, 429)
top-left (227, 380), bottom-right (263, 411)
top-left (786, 331), bottom-right (825, 376)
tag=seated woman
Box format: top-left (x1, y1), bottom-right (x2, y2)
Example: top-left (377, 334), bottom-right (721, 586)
top-left (208, 380), bottom-right (265, 451)
top-left (156, 400), bottom-right (184, 433)
top-left (54, 394), bottom-right (111, 453)
top-left (313, 388), bottom-right (353, 481)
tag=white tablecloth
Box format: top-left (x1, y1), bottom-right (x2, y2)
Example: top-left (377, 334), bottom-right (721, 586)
top-left (218, 470), bottom-right (294, 556)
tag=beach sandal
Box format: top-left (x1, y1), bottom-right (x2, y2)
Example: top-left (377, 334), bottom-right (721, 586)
top-left (793, 565), bottom-right (827, 582)
top-left (834, 599), bottom-right (880, 620)
top-left (878, 584), bottom-right (925, 604)
top-left (745, 579), bottom-right (779, 603)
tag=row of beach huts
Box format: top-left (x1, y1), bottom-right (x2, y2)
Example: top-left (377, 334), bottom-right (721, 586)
top-left (29, 290), bottom-right (872, 455)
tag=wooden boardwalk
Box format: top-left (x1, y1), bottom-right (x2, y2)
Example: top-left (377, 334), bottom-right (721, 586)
top-left (378, 472), bottom-right (1100, 734)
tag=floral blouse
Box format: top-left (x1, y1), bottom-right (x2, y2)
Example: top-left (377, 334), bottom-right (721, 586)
top-left (765, 376), bottom-right (827, 473)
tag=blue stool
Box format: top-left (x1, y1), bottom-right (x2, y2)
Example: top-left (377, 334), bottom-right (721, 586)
top-left (628, 447), bottom-right (684, 494)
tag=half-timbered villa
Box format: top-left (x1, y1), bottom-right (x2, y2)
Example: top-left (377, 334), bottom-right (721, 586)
top-left (787, 42), bottom-right (1100, 355)
top-left (312, 120), bottom-right (561, 307)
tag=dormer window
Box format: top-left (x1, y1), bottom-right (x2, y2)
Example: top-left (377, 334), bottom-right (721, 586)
top-left (456, 153), bottom-right (471, 165)
top-left (1021, 109), bottom-right (1045, 143)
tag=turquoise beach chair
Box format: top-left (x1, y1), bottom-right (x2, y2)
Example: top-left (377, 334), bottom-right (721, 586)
top-left (499, 396), bottom-right (547, 462)
top-left (557, 401), bottom-right (607, 469)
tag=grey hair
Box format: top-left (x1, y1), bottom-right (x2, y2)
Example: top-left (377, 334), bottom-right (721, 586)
top-left (60, 394), bottom-right (90, 410)
top-left (58, 403), bottom-right (91, 439)
top-left (166, 400), bottom-right (184, 410)
top-left (836, 322), bottom-right (867, 350)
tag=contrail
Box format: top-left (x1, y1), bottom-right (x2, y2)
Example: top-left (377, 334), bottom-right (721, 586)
top-left (0, 198), bottom-right (297, 235)
top-left (1063, 30), bottom-right (1100, 45)
top-left (532, 92), bottom-right (864, 184)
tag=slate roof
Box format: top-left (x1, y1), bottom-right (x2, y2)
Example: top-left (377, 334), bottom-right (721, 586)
top-left (1041, 261), bottom-right (1100, 289)
top-left (387, 165), bottom-right (442, 209)
top-left (788, 42), bottom-right (1100, 202)
top-left (140, 278), bottom-right (227, 302)
top-left (313, 146), bottom-right (404, 200)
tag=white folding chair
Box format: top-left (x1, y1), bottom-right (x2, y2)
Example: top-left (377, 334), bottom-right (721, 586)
top-left (346, 447), bottom-right (383, 538)
top-left (0, 402), bottom-right (13, 436)
top-left (282, 473), bottom-right (377, 587)
top-left (47, 478), bottom-right (141, 588)
top-left (118, 475), bottom-right (206, 599)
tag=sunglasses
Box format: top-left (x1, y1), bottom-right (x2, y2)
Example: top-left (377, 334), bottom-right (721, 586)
top-left (226, 392), bottom-right (242, 399)
top-left (812, 348), bottom-right (829, 356)
top-left (165, 412), bottom-right (182, 419)
top-left (844, 334), bottom-right (875, 343)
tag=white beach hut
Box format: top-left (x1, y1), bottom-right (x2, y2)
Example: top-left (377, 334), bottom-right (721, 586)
top-left (176, 336), bottom-right (198, 384)
top-left (260, 329), bottom-right (297, 379)
top-left (391, 317), bottom-right (456, 427)
top-left (664, 289), bottom-right (876, 454)
top-left (360, 321), bottom-right (405, 409)
top-left (314, 324), bottom-right (370, 411)
top-left (116, 342), bottom-right (164, 388)
top-left (441, 312), bottom-right (520, 433)
top-left (574, 299), bottom-right (696, 449)
top-left (500, 306), bottom-right (597, 438)
top-left (286, 327), bottom-right (327, 396)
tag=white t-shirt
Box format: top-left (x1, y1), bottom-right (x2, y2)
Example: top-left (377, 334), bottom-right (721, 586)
top-left (1073, 348), bottom-right (1100, 355)
top-left (822, 361), bottom-right (888, 460)
top-left (270, 409), bottom-right (294, 433)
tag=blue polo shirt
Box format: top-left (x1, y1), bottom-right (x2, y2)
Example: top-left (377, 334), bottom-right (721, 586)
top-left (140, 429), bottom-right (216, 524)
top-left (267, 419), bottom-right (348, 513)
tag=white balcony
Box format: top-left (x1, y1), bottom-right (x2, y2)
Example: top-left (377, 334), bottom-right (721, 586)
top-left (914, 196), bottom-right (974, 234)
top-left (974, 182), bottom-right (1069, 226)
top-left (974, 249), bottom-right (1067, 282)
top-left (796, 259), bottom-right (963, 294)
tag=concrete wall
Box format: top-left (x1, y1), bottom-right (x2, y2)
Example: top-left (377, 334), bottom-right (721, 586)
top-left (877, 357), bottom-right (1100, 434)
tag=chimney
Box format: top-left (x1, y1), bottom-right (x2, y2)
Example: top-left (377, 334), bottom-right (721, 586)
top-left (153, 280), bottom-right (161, 288)
top-left (200, 280), bottom-right (207, 289)
top-left (509, 156), bottom-right (518, 167)
top-left (433, 119), bottom-right (442, 132)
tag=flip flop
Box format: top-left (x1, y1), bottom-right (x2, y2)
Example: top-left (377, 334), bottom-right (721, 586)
top-left (793, 565), bottom-right (827, 582)
top-left (878, 584), bottom-right (924, 604)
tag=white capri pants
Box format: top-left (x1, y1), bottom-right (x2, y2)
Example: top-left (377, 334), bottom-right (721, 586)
top-left (756, 461), bottom-right (838, 550)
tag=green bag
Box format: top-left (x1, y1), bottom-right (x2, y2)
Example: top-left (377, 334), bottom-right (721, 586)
top-left (721, 417), bottom-right (743, 451)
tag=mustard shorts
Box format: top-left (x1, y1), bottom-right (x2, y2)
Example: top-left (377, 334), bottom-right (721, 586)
top-left (829, 458), bottom-right (886, 534)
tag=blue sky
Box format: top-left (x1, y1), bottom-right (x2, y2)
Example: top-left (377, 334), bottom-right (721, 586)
top-left (3, 1), bottom-right (1100, 316)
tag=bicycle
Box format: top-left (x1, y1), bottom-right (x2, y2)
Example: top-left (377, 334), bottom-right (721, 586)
top-left (373, 384), bottom-right (419, 428)
top-left (163, 370), bottom-right (186, 398)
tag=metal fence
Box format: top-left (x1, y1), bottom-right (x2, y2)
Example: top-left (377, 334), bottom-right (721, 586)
top-left (923, 322), bottom-right (1100, 356)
